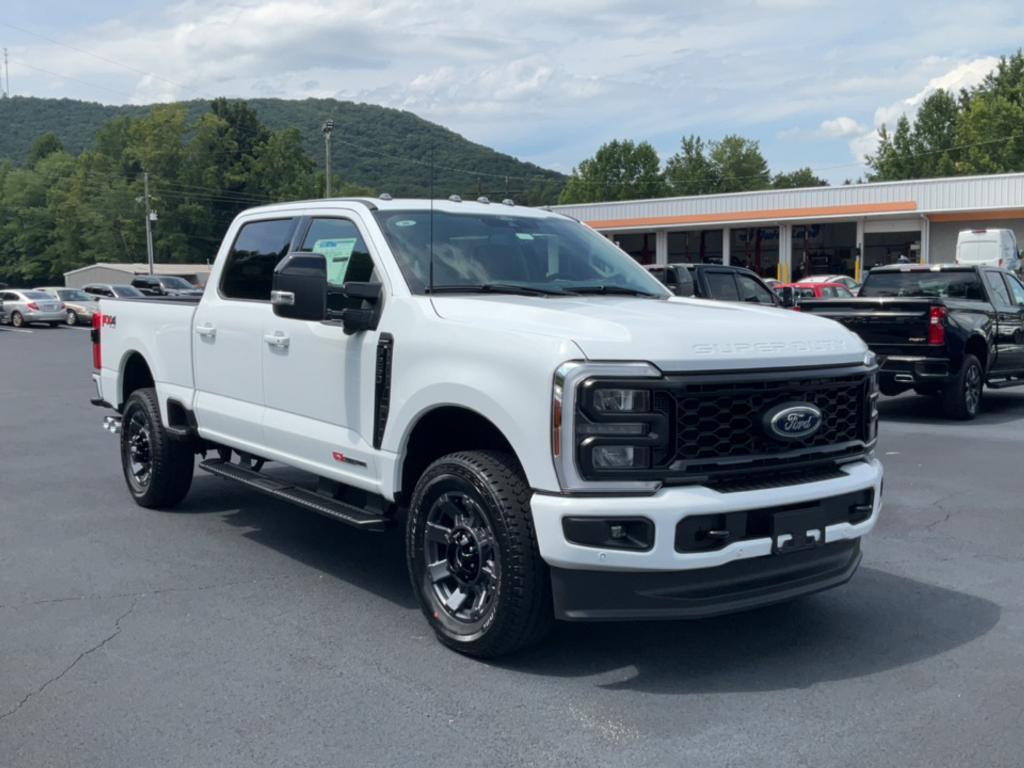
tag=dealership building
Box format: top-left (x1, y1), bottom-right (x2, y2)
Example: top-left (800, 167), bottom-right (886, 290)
top-left (554, 172), bottom-right (1024, 282)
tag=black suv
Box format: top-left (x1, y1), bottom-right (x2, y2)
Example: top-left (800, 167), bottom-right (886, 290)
top-left (647, 263), bottom-right (780, 306)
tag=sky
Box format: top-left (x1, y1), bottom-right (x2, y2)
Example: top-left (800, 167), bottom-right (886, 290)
top-left (2, 0), bottom-right (1023, 183)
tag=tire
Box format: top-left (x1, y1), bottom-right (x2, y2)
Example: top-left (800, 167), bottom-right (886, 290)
top-left (120, 387), bottom-right (194, 508)
top-left (407, 450), bottom-right (552, 658)
top-left (10, 311), bottom-right (23, 328)
top-left (942, 354), bottom-right (983, 420)
top-left (66, 310), bottom-right (78, 326)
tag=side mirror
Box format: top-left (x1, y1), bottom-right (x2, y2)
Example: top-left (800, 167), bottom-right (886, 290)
top-left (675, 280), bottom-right (695, 298)
top-left (272, 253), bottom-right (327, 321)
top-left (779, 286), bottom-right (798, 308)
top-left (333, 281), bottom-right (382, 335)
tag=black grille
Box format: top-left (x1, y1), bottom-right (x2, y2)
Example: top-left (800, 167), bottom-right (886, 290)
top-left (657, 371), bottom-right (866, 467)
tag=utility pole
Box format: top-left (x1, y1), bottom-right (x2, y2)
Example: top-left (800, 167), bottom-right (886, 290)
top-left (2, 48), bottom-right (9, 98)
top-left (321, 119), bottom-right (335, 197)
top-left (143, 172), bottom-right (156, 275)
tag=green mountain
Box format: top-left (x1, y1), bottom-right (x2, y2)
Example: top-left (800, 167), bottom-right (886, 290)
top-left (0, 96), bottom-right (566, 202)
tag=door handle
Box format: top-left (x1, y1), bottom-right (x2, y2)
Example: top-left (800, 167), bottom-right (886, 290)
top-left (263, 332), bottom-right (290, 349)
top-left (195, 324), bottom-right (216, 339)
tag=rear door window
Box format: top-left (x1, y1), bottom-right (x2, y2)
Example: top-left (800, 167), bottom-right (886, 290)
top-left (221, 218), bottom-right (298, 301)
top-left (984, 271), bottom-right (1013, 308)
top-left (704, 271), bottom-right (739, 301)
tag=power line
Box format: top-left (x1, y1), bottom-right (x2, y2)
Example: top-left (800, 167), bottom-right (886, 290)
top-left (0, 21), bottom-right (184, 90)
top-left (6, 56), bottom-right (136, 99)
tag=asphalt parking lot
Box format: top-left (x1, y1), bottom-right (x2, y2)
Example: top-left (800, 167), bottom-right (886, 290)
top-left (2, 326), bottom-right (1022, 768)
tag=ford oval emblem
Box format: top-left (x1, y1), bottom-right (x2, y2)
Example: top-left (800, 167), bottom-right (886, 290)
top-left (764, 402), bottom-right (823, 441)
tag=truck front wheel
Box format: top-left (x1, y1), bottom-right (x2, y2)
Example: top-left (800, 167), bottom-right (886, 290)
top-left (120, 387), bottom-right (194, 508)
top-left (407, 450), bottom-right (552, 658)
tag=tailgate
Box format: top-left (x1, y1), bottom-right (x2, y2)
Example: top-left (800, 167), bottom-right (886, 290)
top-left (799, 298), bottom-right (934, 346)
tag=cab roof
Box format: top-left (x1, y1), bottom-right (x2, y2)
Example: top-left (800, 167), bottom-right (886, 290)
top-left (240, 197), bottom-right (567, 221)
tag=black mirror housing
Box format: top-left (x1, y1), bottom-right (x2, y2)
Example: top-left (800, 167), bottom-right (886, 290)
top-left (779, 286), bottom-right (798, 308)
top-left (272, 253), bottom-right (327, 321)
top-left (336, 281), bottom-right (382, 335)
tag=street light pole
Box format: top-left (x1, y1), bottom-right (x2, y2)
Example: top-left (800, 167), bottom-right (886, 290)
top-left (321, 119), bottom-right (335, 198)
top-left (144, 172), bottom-right (156, 275)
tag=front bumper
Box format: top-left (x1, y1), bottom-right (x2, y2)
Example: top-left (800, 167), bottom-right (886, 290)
top-left (531, 458), bottom-right (882, 619)
top-left (551, 539), bottom-right (860, 620)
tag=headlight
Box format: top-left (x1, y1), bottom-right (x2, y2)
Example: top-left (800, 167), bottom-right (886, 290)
top-left (552, 361), bottom-right (667, 493)
top-left (592, 445), bottom-right (650, 469)
top-left (592, 388), bottom-right (650, 413)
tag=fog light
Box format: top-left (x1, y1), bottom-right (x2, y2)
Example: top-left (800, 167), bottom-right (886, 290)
top-left (592, 445), bottom-right (649, 469)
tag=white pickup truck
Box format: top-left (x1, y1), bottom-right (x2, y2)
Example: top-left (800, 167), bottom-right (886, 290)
top-left (90, 197), bottom-right (883, 657)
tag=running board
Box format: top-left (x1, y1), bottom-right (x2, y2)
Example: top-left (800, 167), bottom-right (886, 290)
top-left (199, 459), bottom-right (388, 531)
top-left (986, 378), bottom-right (1024, 390)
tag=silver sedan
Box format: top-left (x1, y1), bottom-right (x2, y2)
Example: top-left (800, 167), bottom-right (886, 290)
top-left (0, 289), bottom-right (66, 328)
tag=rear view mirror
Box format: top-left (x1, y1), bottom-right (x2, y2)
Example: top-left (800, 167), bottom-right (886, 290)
top-left (334, 282), bottom-right (382, 335)
top-left (272, 253), bottom-right (327, 321)
top-left (779, 286), bottom-right (798, 308)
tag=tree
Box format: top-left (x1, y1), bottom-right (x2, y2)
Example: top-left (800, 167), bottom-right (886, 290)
top-left (709, 135), bottom-right (771, 193)
top-left (664, 135), bottom-right (716, 195)
top-left (27, 132), bottom-right (65, 168)
top-left (558, 140), bottom-right (665, 204)
top-left (664, 134), bottom-right (771, 195)
top-left (772, 167), bottom-right (828, 189)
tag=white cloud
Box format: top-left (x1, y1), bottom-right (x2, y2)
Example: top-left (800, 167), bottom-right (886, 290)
top-left (838, 56), bottom-right (1001, 170)
top-left (820, 116), bottom-right (866, 138)
top-left (873, 56), bottom-right (999, 130)
top-left (7, 1), bottom-right (1024, 179)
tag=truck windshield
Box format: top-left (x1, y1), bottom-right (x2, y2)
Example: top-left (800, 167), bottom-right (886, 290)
top-left (374, 210), bottom-right (669, 297)
top-left (860, 270), bottom-right (985, 300)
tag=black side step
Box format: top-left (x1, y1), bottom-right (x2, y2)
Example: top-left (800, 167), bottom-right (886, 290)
top-left (986, 378), bottom-right (1024, 390)
top-left (199, 459), bottom-right (388, 531)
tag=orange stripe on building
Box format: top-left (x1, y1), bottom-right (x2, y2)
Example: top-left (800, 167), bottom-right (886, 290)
top-left (928, 209), bottom-right (1024, 223)
top-left (585, 201), bottom-right (919, 229)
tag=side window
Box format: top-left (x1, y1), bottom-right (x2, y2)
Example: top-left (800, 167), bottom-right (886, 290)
top-left (221, 218), bottom-right (298, 301)
top-left (302, 218), bottom-right (377, 286)
top-left (1004, 274), bottom-right (1024, 307)
top-left (984, 271), bottom-right (1012, 308)
top-left (737, 274), bottom-right (775, 304)
top-left (704, 271), bottom-right (740, 301)
top-left (836, 286), bottom-right (853, 298)
top-left (301, 218), bottom-right (378, 312)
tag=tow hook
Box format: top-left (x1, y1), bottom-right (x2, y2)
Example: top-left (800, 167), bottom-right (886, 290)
top-left (103, 415), bottom-right (122, 435)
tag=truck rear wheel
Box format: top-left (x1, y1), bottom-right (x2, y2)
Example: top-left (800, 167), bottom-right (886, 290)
top-left (407, 450), bottom-right (552, 658)
top-left (942, 354), bottom-right (983, 420)
top-left (120, 387), bottom-right (194, 508)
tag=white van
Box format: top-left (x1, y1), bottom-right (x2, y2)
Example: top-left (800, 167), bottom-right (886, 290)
top-left (956, 229), bottom-right (1021, 272)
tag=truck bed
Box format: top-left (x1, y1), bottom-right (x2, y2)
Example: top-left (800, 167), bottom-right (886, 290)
top-left (95, 295), bottom-right (199, 410)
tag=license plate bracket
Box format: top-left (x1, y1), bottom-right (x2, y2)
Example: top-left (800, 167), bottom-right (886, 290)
top-left (771, 508), bottom-right (826, 555)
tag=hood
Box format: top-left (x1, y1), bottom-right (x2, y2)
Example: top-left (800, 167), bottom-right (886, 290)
top-left (431, 295), bottom-right (866, 371)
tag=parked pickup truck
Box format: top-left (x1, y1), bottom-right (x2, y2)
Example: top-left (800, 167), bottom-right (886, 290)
top-left (799, 264), bottom-right (1024, 420)
top-left (90, 197), bottom-right (883, 657)
top-left (647, 263), bottom-right (780, 306)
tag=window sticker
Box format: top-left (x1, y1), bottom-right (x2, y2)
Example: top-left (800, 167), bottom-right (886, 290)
top-left (314, 238), bottom-right (358, 284)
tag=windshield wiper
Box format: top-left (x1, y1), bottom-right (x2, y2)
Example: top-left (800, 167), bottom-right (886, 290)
top-left (427, 283), bottom-right (575, 297)
top-left (570, 285), bottom-right (662, 297)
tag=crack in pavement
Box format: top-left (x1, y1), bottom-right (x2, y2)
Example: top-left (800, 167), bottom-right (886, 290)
top-left (0, 598), bottom-right (138, 725)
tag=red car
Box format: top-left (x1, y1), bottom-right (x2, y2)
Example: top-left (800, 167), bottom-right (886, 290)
top-left (775, 281), bottom-right (855, 300)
